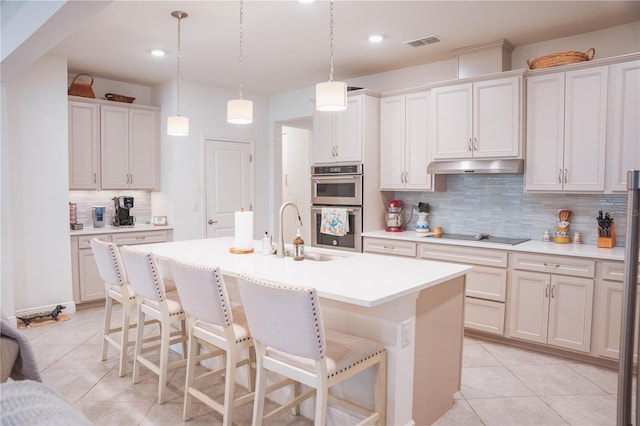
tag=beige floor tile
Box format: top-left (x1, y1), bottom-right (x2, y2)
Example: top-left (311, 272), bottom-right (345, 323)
top-left (75, 400), bottom-right (153, 425)
top-left (567, 363), bottom-right (620, 395)
top-left (468, 396), bottom-right (568, 425)
top-left (47, 343), bottom-right (118, 372)
top-left (481, 341), bottom-right (572, 366)
top-left (463, 343), bottom-right (502, 368)
top-left (40, 366), bottom-right (110, 403)
top-left (432, 399), bottom-right (484, 426)
top-left (541, 394), bottom-right (617, 426)
top-left (79, 366), bottom-right (173, 403)
top-left (461, 366), bottom-right (534, 399)
top-left (30, 342), bottom-right (78, 371)
top-left (507, 364), bottom-right (606, 396)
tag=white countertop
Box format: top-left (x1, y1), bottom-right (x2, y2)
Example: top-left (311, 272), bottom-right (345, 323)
top-left (362, 230), bottom-right (627, 261)
top-left (130, 236), bottom-right (473, 308)
top-left (70, 224), bottom-right (173, 236)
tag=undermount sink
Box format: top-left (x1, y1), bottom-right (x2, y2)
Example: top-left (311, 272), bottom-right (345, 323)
top-left (303, 252), bottom-right (345, 262)
top-left (284, 250), bottom-right (344, 262)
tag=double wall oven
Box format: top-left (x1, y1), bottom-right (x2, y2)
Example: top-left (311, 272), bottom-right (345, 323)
top-left (310, 164), bottom-right (363, 252)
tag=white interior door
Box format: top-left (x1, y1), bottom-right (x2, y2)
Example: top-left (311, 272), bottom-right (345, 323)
top-left (205, 140), bottom-right (253, 238)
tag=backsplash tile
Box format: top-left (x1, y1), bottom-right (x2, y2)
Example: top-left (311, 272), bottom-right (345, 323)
top-left (396, 175), bottom-right (628, 246)
top-left (69, 190), bottom-right (152, 227)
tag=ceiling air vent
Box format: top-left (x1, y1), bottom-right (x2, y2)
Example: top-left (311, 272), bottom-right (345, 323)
top-left (404, 35), bottom-right (441, 47)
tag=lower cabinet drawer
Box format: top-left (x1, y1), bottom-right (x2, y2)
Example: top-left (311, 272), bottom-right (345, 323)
top-left (466, 267), bottom-right (508, 302)
top-left (363, 238), bottom-right (416, 257)
top-left (464, 297), bottom-right (505, 335)
top-left (112, 230), bottom-right (170, 246)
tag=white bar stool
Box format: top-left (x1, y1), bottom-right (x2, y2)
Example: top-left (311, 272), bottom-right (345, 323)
top-left (170, 259), bottom-right (255, 425)
top-left (237, 274), bottom-right (387, 426)
top-left (90, 238), bottom-right (137, 377)
top-left (120, 246), bottom-right (188, 404)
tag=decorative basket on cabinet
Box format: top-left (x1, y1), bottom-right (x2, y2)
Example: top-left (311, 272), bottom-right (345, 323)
top-left (68, 73), bottom-right (95, 98)
top-left (527, 48), bottom-right (595, 70)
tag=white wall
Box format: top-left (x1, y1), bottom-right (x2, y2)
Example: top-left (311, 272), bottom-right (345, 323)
top-left (2, 55), bottom-right (73, 314)
top-left (152, 79), bottom-right (270, 242)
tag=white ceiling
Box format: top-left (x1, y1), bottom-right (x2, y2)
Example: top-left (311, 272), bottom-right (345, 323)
top-left (49, 1), bottom-right (640, 95)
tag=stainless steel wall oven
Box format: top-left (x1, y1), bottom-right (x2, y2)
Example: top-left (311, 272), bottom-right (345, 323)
top-left (310, 164), bottom-right (363, 252)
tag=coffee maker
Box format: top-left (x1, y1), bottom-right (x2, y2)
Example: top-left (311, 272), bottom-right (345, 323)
top-left (112, 196), bottom-right (135, 227)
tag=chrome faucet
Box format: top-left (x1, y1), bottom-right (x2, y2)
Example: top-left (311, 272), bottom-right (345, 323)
top-left (277, 201), bottom-right (303, 258)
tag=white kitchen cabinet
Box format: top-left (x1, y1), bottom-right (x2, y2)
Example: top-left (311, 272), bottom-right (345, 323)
top-left (509, 253), bottom-right (595, 353)
top-left (606, 60), bottom-right (640, 192)
top-left (525, 66), bottom-right (608, 192)
top-left (101, 104), bottom-right (160, 190)
top-left (380, 91), bottom-right (441, 191)
top-left (363, 237), bottom-right (417, 257)
top-left (418, 243), bottom-right (508, 335)
top-left (68, 101), bottom-right (100, 189)
top-left (312, 96), bottom-right (362, 163)
top-left (593, 260), bottom-right (640, 360)
top-left (71, 229), bottom-right (172, 303)
top-left (430, 76), bottom-right (521, 160)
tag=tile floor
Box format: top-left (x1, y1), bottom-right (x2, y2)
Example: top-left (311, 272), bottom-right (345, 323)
top-left (17, 304), bottom-right (623, 425)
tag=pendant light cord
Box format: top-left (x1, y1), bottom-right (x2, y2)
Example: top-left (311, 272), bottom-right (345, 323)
top-left (328, 0), bottom-right (335, 82)
top-left (238, 0), bottom-right (245, 99)
top-left (176, 14), bottom-right (183, 116)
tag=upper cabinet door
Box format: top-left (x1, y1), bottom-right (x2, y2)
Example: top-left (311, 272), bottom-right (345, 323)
top-left (335, 96), bottom-right (363, 163)
top-left (431, 84), bottom-right (472, 159)
top-left (312, 110), bottom-right (336, 164)
top-left (473, 77), bottom-right (521, 158)
top-left (69, 101), bottom-right (100, 190)
top-left (404, 91), bottom-right (431, 190)
top-left (129, 109), bottom-right (159, 190)
top-left (100, 105), bottom-right (130, 189)
top-left (379, 95), bottom-right (406, 190)
top-left (607, 60), bottom-right (640, 192)
top-left (525, 73), bottom-right (565, 191)
top-left (563, 66), bottom-right (607, 192)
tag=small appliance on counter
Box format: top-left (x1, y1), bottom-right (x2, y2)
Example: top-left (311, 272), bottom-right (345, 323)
top-left (386, 199), bottom-right (405, 232)
top-left (92, 206), bottom-right (106, 228)
top-left (112, 196), bottom-right (135, 227)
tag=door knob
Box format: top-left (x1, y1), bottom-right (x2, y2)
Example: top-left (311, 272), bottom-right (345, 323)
top-left (208, 219), bottom-right (218, 225)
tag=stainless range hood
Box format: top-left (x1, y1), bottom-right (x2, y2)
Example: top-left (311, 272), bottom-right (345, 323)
top-left (427, 159), bottom-right (524, 175)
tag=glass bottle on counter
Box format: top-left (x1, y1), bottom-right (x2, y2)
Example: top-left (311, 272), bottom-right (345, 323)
top-left (293, 229), bottom-right (304, 261)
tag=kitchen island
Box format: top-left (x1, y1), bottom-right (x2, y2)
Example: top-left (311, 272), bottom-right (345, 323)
top-left (130, 237), bottom-right (472, 426)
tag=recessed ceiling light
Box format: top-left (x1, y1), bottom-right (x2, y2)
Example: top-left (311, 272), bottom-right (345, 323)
top-left (368, 34), bottom-right (384, 43)
top-left (150, 49), bottom-right (166, 57)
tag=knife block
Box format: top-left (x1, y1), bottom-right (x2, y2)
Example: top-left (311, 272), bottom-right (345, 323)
top-left (597, 222), bottom-right (615, 248)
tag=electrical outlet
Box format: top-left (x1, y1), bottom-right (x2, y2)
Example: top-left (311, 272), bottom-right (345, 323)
top-left (401, 320), bottom-right (411, 347)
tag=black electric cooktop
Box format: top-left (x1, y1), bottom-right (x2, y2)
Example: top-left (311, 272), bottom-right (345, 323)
top-left (429, 233), bottom-right (530, 246)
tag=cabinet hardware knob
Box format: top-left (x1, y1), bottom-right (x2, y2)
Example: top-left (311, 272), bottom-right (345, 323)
top-left (543, 263), bottom-right (560, 268)
top-left (383, 245), bottom-right (394, 249)
top-left (136, 236), bottom-right (146, 240)
top-left (208, 219), bottom-right (217, 225)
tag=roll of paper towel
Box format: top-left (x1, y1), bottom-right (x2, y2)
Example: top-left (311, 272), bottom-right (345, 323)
top-left (234, 210), bottom-right (254, 250)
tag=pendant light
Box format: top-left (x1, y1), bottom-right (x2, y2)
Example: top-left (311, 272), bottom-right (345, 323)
top-left (316, 0), bottom-right (346, 111)
top-left (167, 11), bottom-right (189, 136)
top-left (227, 0), bottom-right (253, 124)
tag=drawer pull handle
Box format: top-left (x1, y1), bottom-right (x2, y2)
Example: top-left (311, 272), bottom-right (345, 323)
top-left (545, 283), bottom-right (550, 298)
top-left (136, 236), bottom-right (146, 240)
top-left (383, 245), bottom-right (395, 250)
top-left (551, 284), bottom-right (555, 298)
top-left (543, 263), bottom-right (560, 268)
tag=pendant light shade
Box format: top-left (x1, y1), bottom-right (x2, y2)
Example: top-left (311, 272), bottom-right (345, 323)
top-left (227, 0), bottom-right (253, 124)
top-left (227, 99), bottom-right (253, 124)
top-left (167, 115), bottom-right (189, 136)
top-left (316, 81), bottom-right (347, 111)
top-left (316, 1), bottom-right (347, 111)
top-left (168, 11), bottom-right (189, 136)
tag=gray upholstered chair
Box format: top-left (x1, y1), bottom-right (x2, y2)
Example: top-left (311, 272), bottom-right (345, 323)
top-left (119, 246), bottom-right (188, 404)
top-left (237, 274), bottom-right (387, 426)
top-left (90, 237), bottom-right (137, 377)
top-left (170, 259), bottom-right (255, 425)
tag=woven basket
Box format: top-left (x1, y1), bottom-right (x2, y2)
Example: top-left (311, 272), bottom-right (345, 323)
top-left (68, 73), bottom-right (95, 98)
top-left (105, 93), bottom-right (136, 103)
top-left (527, 48), bottom-right (595, 70)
